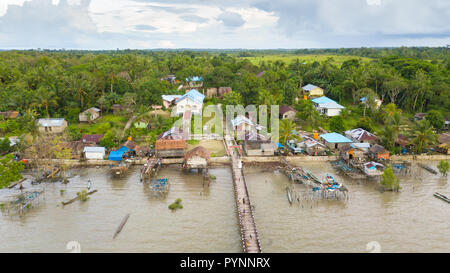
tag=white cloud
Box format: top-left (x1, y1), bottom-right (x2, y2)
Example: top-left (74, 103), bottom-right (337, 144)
top-left (157, 40), bottom-right (175, 48)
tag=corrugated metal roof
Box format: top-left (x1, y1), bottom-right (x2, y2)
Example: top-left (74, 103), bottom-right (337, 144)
top-left (320, 133), bottom-right (352, 143)
top-left (177, 89), bottom-right (205, 104)
top-left (37, 118), bottom-right (66, 127)
top-left (186, 76), bottom-right (203, 82)
top-left (83, 147), bottom-right (106, 153)
top-left (312, 96), bottom-right (344, 109)
top-left (302, 84), bottom-right (320, 91)
top-left (345, 128), bottom-right (377, 142)
top-left (231, 115), bottom-right (254, 127)
top-left (162, 95), bottom-right (182, 102)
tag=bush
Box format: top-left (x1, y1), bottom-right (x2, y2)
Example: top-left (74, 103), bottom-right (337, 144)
top-left (168, 198), bottom-right (183, 211)
top-left (437, 160), bottom-right (449, 176)
top-left (380, 165), bottom-right (401, 191)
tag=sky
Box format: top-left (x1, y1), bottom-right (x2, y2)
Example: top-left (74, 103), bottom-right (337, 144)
top-left (0, 0), bottom-right (449, 49)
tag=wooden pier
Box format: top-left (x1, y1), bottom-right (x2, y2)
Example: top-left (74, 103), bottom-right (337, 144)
top-left (225, 135), bottom-right (262, 253)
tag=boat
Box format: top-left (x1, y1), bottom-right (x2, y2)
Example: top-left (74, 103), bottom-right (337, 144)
top-left (418, 163), bottom-right (438, 175)
top-left (110, 160), bottom-right (131, 177)
top-left (323, 174), bottom-right (343, 191)
top-left (305, 169), bottom-right (322, 184)
top-left (150, 178), bottom-right (169, 195)
top-left (286, 187), bottom-right (293, 204)
top-left (433, 192), bottom-right (450, 203)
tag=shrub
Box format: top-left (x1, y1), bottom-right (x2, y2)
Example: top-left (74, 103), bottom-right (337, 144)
top-left (380, 165), bottom-right (401, 191)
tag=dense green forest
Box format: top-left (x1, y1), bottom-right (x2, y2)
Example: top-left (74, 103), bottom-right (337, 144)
top-left (0, 47), bottom-right (448, 151)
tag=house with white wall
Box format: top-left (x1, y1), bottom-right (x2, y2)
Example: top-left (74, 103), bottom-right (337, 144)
top-left (174, 89), bottom-right (205, 115)
top-left (311, 96), bottom-right (345, 117)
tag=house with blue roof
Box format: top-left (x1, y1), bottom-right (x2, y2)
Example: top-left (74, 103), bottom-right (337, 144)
top-left (185, 76), bottom-right (204, 89)
top-left (175, 89), bottom-right (205, 115)
top-left (311, 96), bottom-right (345, 117)
top-left (320, 132), bottom-right (353, 150)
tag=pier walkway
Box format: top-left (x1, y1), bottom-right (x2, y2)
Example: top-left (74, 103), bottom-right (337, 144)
top-left (225, 135), bottom-right (262, 253)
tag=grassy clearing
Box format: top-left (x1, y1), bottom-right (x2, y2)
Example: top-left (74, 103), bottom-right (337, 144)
top-left (241, 54), bottom-right (372, 66)
top-left (186, 140), bottom-right (227, 157)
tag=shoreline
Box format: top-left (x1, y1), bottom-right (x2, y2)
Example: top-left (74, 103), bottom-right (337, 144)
top-left (23, 154), bottom-right (450, 168)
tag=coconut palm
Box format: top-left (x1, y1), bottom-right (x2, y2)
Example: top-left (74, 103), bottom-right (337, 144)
top-left (411, 119), bottom-right (437, 154)
top-left (279, 119), bottom-right (301, 145)
top-left (32, 87), bottom-right (58, 117)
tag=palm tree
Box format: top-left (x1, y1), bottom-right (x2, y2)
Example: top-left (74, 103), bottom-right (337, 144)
top-left (32, 87), bottom-right (58, 117)
top-left (279, 119), bottom-right (301, 145)
top-left (411, 120), bottom-right (437, 154)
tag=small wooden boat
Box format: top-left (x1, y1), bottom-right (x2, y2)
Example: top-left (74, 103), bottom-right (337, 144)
top-left (418, 163), bottom-right (438, 175)
top-left (433, 192), bottom-right (450, 203)
top-left (286, 187), bottom-right (293, 204)
top-left (305, 169), bottom-right (321, 184)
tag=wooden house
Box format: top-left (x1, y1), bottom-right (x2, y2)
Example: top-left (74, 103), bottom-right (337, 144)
top-left (345, 128), bottom-right (378, 144)
top-left (369, 144), bottom-right (390, 160)
top-left (242, 132), bottom-right (275, 156)
top-left (340, 144), bottom-right (366, 162)
top-left (37, 118), bottom-right (68, 134)
top-left (183, 146), bottom-right (210, 169)
top-left (112, 104), bottom-right (123, 114)
top-left (206, 88), bottom-right (218, 99)
top-left (231, 115), bottom-right (260, 140)
top-left (218, 87), bottom-right (232, 99)
top-left (81, 134), bottom-right (104, 144)
top-left (79, 107), bottom-right (101, 122)
top-left (280, 106), bottom-right (297, 120)
top-left (0, 111), bottom-right (20, 119)
top-left (155, 127), bottom-right (187, 158)
top-left (299, 137), bottom-right (327, 156)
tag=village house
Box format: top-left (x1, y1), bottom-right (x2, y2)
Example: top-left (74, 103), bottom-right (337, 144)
top-left (344, 128), bottom-right (378, 144)
top-left (311, 96), bottom-right (345, 117)
top-left (280, 105), bottom-right (297, 120)
top-left (81, 134), bottom-right (104, 144)
top-left (360, 97), bottom-right (383, 109)
top-left (414, 113), bottom-right (427, 121)
top-left (79, 107), bottom-right (101, 122)
top-left (185, 76), bottom-right (203, 89)
top-left (174, 89), bottom-right (205, 116)
top-left (369, 144), bottom-right (390, 160)
top-left (242, 132), bottom-right (276, 156)
top-left (0, 111), bottom-right (20, 119)
top-left (319, 132), bottom-right (352, 151)
top-left (183, 146), bottom-right (210, 170)
top-left (231, 115), bottom-right (261, 139)
top-left (218, 87), bottom-right (232, 99)
top-left (302, 84), bottom-right (324, 97)
top-left (298, 136), bottom-right (327, 156)
top-left (162, 95), bottom-right (182, 109)
top-left (155, 127), bottom-right (187, 158)
top-left (339, 144), bottom-right (366, 162)
top-left (37, 118), bottom-right (68, 134)
top-left (160, 74), bottom-right (177, 84)
top-left (206, 88), bottom-right (217, 99)
top-left (437, 132), bottom-right (450, 155)
top-left (83, 146), bottom-right (106, 160)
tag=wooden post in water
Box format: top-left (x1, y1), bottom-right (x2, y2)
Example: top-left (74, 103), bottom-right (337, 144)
top-left (113, 213), bottom-right (130, 239)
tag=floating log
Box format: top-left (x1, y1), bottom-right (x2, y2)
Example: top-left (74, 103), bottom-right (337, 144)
top-left (62, 190), bottom-right (98, 206)
top-left (113, 213), bottom-right (130, 239)
top-left (46, 168), bottom-right (60, 179)
top-left (8, 178), bottom-right (26, 189)
top-left (418, 163), bottom-right (438, 175)
top-left (434, 192), bottom-right (450, 203)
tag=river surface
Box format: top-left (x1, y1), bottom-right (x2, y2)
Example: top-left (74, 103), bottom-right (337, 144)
top-left (0, 161), bottom-right (448, 253)
top-left (0, 167), bottom-right (240, 253)
top-left (245, 161), bottom-right (450, 253)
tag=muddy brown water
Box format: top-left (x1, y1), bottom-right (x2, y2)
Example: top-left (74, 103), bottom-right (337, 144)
top-left (245, 161), bottom-right (450, 253)
top-left (0, 161), bottom-right (448, 253)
